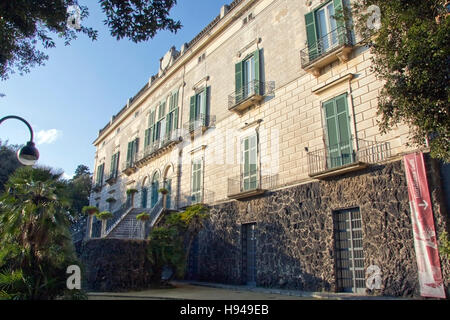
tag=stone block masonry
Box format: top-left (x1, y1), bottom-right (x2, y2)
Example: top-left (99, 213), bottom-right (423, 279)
top-left (190, 159), bottom-right (448, 297)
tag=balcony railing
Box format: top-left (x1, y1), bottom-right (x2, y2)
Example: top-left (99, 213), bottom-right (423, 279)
top-left (178, 189), bottom-right (215, 208)
top-left (137, 129), bottom-right (182, 165)
top-left (227, 172), bottom-right (279, 199)
top-left (307, 139), bottom-right (391, 177)
top-left (183, 114), bottom-right (216, 134)
top-left (300, 26), bottom-right (353, 69)
top-left (92, 183), bottom-right (103, 193)
top-left (105, 171), bottom-right (118, 185)
top-left (228, 80), bottom-right (275, 112)
top-left (121, 159), bottom-right (137, 175)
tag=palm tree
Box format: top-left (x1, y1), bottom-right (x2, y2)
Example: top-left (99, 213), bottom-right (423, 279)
top-left (0, 167), bottom-right (78, 299)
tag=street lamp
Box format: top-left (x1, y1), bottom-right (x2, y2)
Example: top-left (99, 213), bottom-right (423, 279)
top-left (0, 115), bottom-right (39, 166)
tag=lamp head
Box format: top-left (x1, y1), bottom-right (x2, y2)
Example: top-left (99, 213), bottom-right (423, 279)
top-left (17, 141), bottom-right (39, 166)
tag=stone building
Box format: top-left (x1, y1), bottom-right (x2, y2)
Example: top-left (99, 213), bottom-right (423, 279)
top-left (89, 0), bottom-right (449, 297)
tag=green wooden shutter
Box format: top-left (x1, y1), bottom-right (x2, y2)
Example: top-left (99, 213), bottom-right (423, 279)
top-left (110, 154), bottom-right (115, 177)
top-left (189, 95), bottom-right (196, 128)
top-left (115, 152), bottom-right (120, 176)
top-left (173, 90), bottom-right (179, 108)
top-left (173, 108), bottom-right (179, 130)
top-left (134, 138), bottom-right (139, 156)
top-left (235, 61), bottom-right (243, 102)
top-left (144, 128), bottom-right (150, 147)
top-left (333, 0), bottom-right (345, 44)
top-left (253, 49), bottom-right (261, 94)
top-left (159, 102), bottom-right (166, 119)
top-left (200, 87), bottom-right (208, 127)
top-left (126, 141), bottom-right (133, 166)
top-left (169, 93), bottom-right (174, 111)
top-left (165, 113), bottom-right (172, 137)
top-left (305, 11), bottom-right (318, 61)
top-left (324, 93), bottom-right (352, 169)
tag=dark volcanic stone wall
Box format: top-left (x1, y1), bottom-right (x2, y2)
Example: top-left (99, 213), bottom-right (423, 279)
top-left (192, 159), bottom-right (448, 297)
top-left (80, 239), bottom-right (152, 292)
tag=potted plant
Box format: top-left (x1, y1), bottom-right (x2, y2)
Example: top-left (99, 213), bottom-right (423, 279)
top-left (136, 212), bottom-right (151, 239)
top-left (96, 211), bottom-right (114, 238)
top-left (82, 206), bottom-right (99, 239)
top-left (126, 188), bottom-right (138, 208)
top-left (105, 197), bottom-right (116, 203)
top-left (158, 188), bottom-right (169, 195)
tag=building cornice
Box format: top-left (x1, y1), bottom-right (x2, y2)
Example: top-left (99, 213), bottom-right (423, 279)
top-left (93, 0), bottom-right (261, 147)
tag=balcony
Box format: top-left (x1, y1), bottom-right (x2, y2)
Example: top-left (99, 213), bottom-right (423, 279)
top-left (307, 139), bottom-right (391, 179)
top-left (92, 183), bottom-right (103, 193)
top-left (300, 26), bottom-right (354, 77)
top-left (183, 114), bottom-right (216, 138)
top-left (228, 80), bottom-right (275, 113)
top-left (135, 129), bottom-right (182, 167)
top-left (105, 171), bottom-right (118, 185)
top-left (178, 189), bottom-right (215, 209)
top-left (121, 160), bottom-right (137, 176)
top-left (227, 172), bottom-right (279, 200)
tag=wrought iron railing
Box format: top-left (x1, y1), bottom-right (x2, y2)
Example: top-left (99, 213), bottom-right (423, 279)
top-left (307, 139), bottom-right (391, 176)
top-left (91, 218), bottom-right (102, 238)
top-left (227, 172), bottom-right (279, 196)
top-left (104, 202), bottom-right (133, 237)
top-left (105, 170), bottom-right (118, 183)
top-left (138, 129), bottom-right (182, 162)
top-left (300, 26), bottom-right (353, 67)
top-left (183, 114), bottom-right (217, 133)
top-left (121, 159), bottom-right (137, 172)
top-left (178, 189), bottom-right (215, 208)
top-left (92, 182), bottom-right (103, 192)
top-left (228, 80), bottom-right (275, 109)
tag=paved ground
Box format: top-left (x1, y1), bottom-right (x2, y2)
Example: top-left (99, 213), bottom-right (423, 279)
top-left (88, 281), bottom-right (411, 300)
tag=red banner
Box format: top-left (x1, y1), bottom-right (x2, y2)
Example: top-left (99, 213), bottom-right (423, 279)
top-left (404, 152), bottom-right (446, 298)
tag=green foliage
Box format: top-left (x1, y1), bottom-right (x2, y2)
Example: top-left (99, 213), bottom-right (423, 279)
top-left (126, 188), bottom-right (138, 195)
top-left (439, 231), bottom-right (450, 260)
top-left (136, 212), bottom-right (150, 221)
top-left (0, 0), bottom-right (180, 80)
top-left (65, 165), bottom-right (92, 217)
top-left (0, 166), bottom-right (84, 299)
top-left (95, 211), bottom-right (113, 220)
top-left (353, 1), bottom-right (450, 162)
top-left (145, 204), bottom-right (210, 284)
top-left (158, 188), bottom-right (169, 194)
top-left (82, 206), bottom-right (99, 215)
top-left (105, 197), bottom-right (116, 203)
top-left (0, 141), bottom-right (22, 192)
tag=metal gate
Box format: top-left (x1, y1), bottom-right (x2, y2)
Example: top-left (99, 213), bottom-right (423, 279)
top-left (334, 208), bottom-right (365, 293)
top-left (242, 223), bottom-right (256, 286)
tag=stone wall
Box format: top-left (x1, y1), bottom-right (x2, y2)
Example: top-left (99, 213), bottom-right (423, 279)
top-left (191, 159), bottom-right (449, 297)
top-left (80, 239), bottom-right (153, 292)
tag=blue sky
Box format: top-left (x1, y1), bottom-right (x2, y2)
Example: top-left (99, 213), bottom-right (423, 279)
top-left (0, 0), bottom-right (226, 179)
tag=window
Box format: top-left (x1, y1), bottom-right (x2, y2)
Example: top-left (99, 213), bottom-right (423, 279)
top-left (191, 158), bottom-right (203, 204)
top-left (144, 109), bottom-right (157, 148)
top-left (155, 101), bottom-right (166, 141)
top-left (109, 152), bottom-right (120, 179)
top-left (235, 50), bottom-right (261, 102)
top-left (334, 208), bottom-right (365, 293)
top-left (165, 90), bottom-right (180, 138)
top-left (126, 138), bottom-right (139, 167)
top-left (189, 87), bottom-right (209, 130)
top-left (305, 0), bottom-right (346, 61)
top-left (96, 163), bottom-right (104, 186)
top-left (241, 134), bottom-right (258, 191)
top-left (323, 93), bottom-right (353, 169)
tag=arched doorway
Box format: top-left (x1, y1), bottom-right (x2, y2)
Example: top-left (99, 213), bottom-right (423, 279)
top-left (141, 176), bottom-right (149, 208)
top-left (163, 164), bottom-right (174, 209)
top-left (150, 171), bottom-right (160, 208)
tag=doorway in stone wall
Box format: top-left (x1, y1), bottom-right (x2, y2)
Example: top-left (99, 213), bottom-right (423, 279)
top-left (333, 207), bottom-right (366, 293)
top-left (242, 223), bottom-right (257, 286)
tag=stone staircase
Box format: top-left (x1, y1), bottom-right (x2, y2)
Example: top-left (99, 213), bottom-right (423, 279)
top-left (107, 208), bottom-right (145, 239)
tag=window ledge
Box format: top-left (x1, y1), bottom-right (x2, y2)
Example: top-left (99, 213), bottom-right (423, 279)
top-left (303, 45), bottom-right (353, 77)
top-left (308, 161), bottom-right (368, 179)
top-left (227, 188), bottom-right (266, 200)
top-left (122, 167), bottom-right (137, 176)
top-left (228, 93), bottom-right (264, 113)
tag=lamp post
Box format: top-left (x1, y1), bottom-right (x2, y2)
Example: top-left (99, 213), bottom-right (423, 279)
top-left (0, 115), bottom-right (39, 166)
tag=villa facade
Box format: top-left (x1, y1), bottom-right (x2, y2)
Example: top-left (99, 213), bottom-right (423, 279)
top-left (89, 0), bottom-right (449, 297)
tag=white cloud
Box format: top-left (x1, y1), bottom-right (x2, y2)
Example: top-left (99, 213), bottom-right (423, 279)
top-left (36, 129), bottom-right (62, 145)
top-left (62, 172), bottom-right (73, 180)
